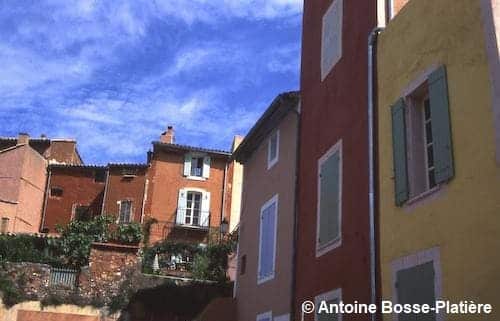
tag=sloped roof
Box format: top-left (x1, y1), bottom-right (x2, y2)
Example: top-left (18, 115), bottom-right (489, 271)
top-left (232, 91), bottom-right (300, 163)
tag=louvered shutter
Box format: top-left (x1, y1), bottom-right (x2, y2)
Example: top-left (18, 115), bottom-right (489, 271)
top-left (396, 262), bottom-right (436, 321)
top-left (317, 298), bottom-right (339, 321)
top-left (391, 98), bottom-right (409, 206)
top-left (319, 151), bottom-right (340, 246)
top-left (183, 154), bottom-right (192, 176)
top-left (176, 189), bottom-right (187, 225)
top-left (202, 156), bottom-right (211, 178)
top-left (259, 202), bottom-right (276, 280)
top-left (428, 66), bottom-right (454, 184)
top-left (200, 191), bottom-right (210, 227)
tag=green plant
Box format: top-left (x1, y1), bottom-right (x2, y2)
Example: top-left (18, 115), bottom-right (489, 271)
top-left (0, 272), bottom-right (23, 307)
top-left (56, 215), bottom-right (114, 267)
top-left (113, 222), bottom-right (143, 244)
top-left (142, 217), bottom-right (158, 246)
top-left (0, 234), bottom-right (63, 266)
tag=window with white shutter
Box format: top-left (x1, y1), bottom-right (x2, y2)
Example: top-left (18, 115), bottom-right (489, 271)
top-left (258, 194), bottom-right (278, 284)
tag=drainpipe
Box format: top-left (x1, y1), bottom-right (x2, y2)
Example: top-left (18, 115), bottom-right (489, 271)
top-left (220, 159), bottom-right (229, 241)
top-left (100, 168), bottom-right (110, 216)
top-left (40, 167), bottom-right (52, 232)
top-left (368, 26), bottom-right (384, 321)
top-left (290, 102), bottom-right (301, 321)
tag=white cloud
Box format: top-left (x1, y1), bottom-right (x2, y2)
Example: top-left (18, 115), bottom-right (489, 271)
top-left (153, 0), bottom-right (303, 24)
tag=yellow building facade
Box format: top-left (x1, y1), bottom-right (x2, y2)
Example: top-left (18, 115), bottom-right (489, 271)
top-left (377, 0), bottom-right (500, 320)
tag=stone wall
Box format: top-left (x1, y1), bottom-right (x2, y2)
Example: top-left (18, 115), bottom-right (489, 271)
top-left (79, 242), bottom-right (140, 300)
top-left (2, 263), bottom-right (51, 299)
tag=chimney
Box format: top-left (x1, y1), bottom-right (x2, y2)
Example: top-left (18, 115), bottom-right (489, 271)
top-left (160, 126), bottom-right (175, 144)
top-left (17, 133), bottom-right (30, 145)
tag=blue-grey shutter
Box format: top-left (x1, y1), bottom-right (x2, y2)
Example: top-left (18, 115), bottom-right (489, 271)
top-left (317, 298), bottom-right (339, 321)
top-left (396, 262), bottom-right (436, 321)
top-left (319, 151), bottom-right (340, 247)
top-left (176, 189), bottom-right (187, 225)
top-left (259, 202), bottom-right (276, 279)
top-left (428, 66), bottom-right (454, 184)
top-left (391, 98), bottom-right (409, 206)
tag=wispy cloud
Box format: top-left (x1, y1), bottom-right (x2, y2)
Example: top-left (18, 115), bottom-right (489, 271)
top-left (0, 0), bottom-right (302, 163)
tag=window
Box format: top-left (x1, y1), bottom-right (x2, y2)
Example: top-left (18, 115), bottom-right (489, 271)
top-left (50, 187), bottom-right (63, 197)
top-left (321, 0), bottom-right (343, 80)
top-left (240, 255), bottom-right (247, 275)
top-left (74, 205), bottom-right (91, 221)
top-left (1, 218), bottom-right (9, 233)
top-left (176, 189), bottom-right (210, 227)
top-left (183, 154), bottom-right (211, 179)
top-left (258, 194), bottom-right (278, 284)
top-left (391, 66), bottom-right (454, 206)
top-left (119, 200), bottom-right (132, 224)
top-left (316, 140), bottom-right (342, 257)
top-left (396, 262), bottom-right (436, 321)
top-left (185, 191), bottom-right (202, 225)
top-left (256, 311), bottom-right (272, 321)
top-left (191, 157), bottom-right (204, 177)
top-left (392, 247), bottom-right (441, 321)
top-left (267, 130), bottom-right (279, 169)
top-left (121, 168), bottom-right (137, 178)
top-left (315, 288), bottom-right (342, 321)
top-left (94, 169), bottom-right (106, 183)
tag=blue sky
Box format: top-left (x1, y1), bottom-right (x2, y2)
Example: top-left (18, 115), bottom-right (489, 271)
top-left (0, 0), bottom-right (302, 164)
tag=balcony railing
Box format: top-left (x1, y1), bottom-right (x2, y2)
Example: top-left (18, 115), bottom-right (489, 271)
top-left (175, 209), bottom-right (210, 229)
top-left (148, 221), bottom-right (221, 245)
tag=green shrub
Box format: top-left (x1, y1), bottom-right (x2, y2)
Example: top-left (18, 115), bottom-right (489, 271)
top-left (0, 234), bottom-right (63, 266)
top-left (113, 222), bottom-right (143, 244)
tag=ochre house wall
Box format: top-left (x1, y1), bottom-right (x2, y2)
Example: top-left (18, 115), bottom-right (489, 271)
top-left (145, 150), bottom-right (229, 244)
top-left (0, 145), bottom-right (47, 233)
top-left (377, 0), bottom-right (500, 320)
top-left (102, 167), bottom-right (147, 223)
top-left (236, 111), bottom-right (298, 321)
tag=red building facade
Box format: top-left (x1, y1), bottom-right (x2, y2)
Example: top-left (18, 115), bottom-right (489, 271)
top-left (294, 1), bottom-right (378, 320)
top-left (42, 165), bottom-right (107, 232)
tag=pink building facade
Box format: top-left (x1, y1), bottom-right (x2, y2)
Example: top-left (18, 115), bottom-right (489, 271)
top-left (0, 139), bottom-right (48, 233)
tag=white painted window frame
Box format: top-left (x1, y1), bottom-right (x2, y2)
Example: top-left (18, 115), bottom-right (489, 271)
top-left (257, 311), bottom-right (273, 321)
top-left (390, 246), bottom-right (443, 321)
top-left (314, 288), bottom-right (342, 321)
top-left (316, 139), bottom-right (343, 258)
top-left (267, 130), bottom-right (280, 170)
top-left (117, 199), bottom-right (133, 224)
top-left (257, 194), bottom-right (279, 285)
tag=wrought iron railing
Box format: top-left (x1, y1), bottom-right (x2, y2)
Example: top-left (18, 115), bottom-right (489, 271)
top-left (50, 267), bottom-right (79, 289)
top-left (175, 208), bottom-right (210, 229)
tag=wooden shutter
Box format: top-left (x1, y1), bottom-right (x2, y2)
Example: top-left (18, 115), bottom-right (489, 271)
top-left (391, 98), bottom-right (409, 206)
top-left (200, 191), bottom-right (210, 227)
top-left (202, 156), bottom-right (211, 178)
top-left (318, 151), bottom-right (340, 247)
top-left (259, 201), bottom-right (276, 279)
top-left (183, 154), bottom-right (192, 176)
top-left (176, 189), bottom-right (187, 225)
top-left (317, 298), bottom-right (339, 321)
top-left (428, 66), bottom-right (454, 184)
top-left (396, 262), bottom-right (436, 321)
